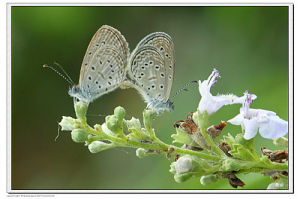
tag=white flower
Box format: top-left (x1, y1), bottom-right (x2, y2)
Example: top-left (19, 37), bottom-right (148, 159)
top-left (228, 91), bottom-right (288, 140)
top-left (175, 156), bottom-right (193, 174)
top-left (197, 69), bottom-right (246, 114)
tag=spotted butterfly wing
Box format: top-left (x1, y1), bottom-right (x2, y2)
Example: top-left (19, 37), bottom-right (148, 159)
top-left (69, 25), bottom-right (129, 103)
top-left (128, 32), bottom-right (175, 112)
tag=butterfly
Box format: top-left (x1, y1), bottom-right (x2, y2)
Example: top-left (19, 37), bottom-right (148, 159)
top-left (68, 25), bottom-right (129, 104)
top-left (124, 32), bottom-right (175, 113)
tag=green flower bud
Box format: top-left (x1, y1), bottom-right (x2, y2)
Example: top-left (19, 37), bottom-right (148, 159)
top-left (114, 106), bottom-right (125, 121)
top-left (127, 117), bottom-right (142, 129)
top-left (127, 117), bottom-right (149, 140)
top-left (136, 148), bottom-right (149, 158)
top-left (200, 174), bottom-right (219, 185)
top-left (74, 101), bottom-right (88, 121)
top-left (88, 141), bottom-right (114, 153)
top-left (59, 116), bottom-right (77, 131)
top-left (71, 129), bottom-right (88, 143)
top-left (106, 115), bottom-right (121, 132)
top-left (174, 173), bottom-right (193, 183)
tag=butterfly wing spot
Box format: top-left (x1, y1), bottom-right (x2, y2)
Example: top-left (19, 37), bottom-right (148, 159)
top-left (165, 53), bottom-right (169, 58)
top-left (95, 44), bottom-right (99, 47)
top-left (148, 87), bottom-right (151, 90)
top-left (102, 41), bottom-right (106, 45)
top-left (91, 66), bottom-right (95, 70)
top-left (111, 69), bottom-right (115, 73)
top-left (109, 76), bottom-right (112, 79)
top-left (141, 72), bottom-right (144, 76)
top-left (88, 52), bottom-right (92, 55)
top-left (160, 84), bottom-right (164, 90)
top-left (99, 60), bottom-right (102, 64)
top-left (145, 63), bottom-right (148, 66)
top-left (110, 64), bottom-right (113, 68)
top-left (160, 73), bottom-right (165, 78)
top-left (160, 47), bottom-right (164, 51)
top-left (169, 65), bottom-right (172, 69)
top-left (155, 65), bottom-right (160, 70)
top-left (99, 85), bottom-right (101, 88)
top-left (85, 63), bottom-right (88, 66)
top-left (96, 81), bottom-right (98, 84)
top-left (105, 88), bottom-right (108, 91)
top-left (149, 61), bottom-right (153, 65)
top-left (108, 82), bottom-right (111, 85)
top-left (169, 75), bottom-right (172, 80)
top-left (88, 76), bottom-right (92, 80)
top-left (141, 66), bottom-right (145, 70)
top-left (151, 85), bottom-right (156, 89)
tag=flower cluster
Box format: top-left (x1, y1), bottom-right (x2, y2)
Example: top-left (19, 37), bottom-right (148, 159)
top-left (58, 68), bottom-right (288, 190)
top-left (197, 69), bottom-right (288, 140)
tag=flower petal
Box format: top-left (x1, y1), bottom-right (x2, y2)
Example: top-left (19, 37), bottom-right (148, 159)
top-left (243, 119), bottom-right (259, 140)
top-left (258, 115), bottom-right (288, 139)
top-left (227, 113), bottom-right (244, 125)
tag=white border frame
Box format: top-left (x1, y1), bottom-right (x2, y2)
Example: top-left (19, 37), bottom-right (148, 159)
top-left (6, 2), bottom-right (294, 194)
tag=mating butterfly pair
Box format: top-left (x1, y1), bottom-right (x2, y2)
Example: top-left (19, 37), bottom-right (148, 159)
top-left (68, 25), bottom-right (175, 113)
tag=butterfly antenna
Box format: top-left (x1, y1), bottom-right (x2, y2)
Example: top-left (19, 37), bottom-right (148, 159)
top-left (43, 64), bottom-right (73, 86)
top-left (54, 61), bottom-right (75, 85)
top-left (170, 80), bottom-right (198, 99)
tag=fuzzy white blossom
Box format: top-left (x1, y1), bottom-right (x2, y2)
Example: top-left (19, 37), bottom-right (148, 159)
top-left (175, 156), bottom-right (193, 174)
top-left (228, 91), bottom-right (288, 140)
top-left (197, 69), bottom-right (246, 114)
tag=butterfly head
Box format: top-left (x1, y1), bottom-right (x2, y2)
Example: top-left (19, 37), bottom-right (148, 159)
top-left (68, 85), bottom-right (89, 103)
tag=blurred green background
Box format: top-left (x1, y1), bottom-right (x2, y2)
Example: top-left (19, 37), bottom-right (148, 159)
top-left (11, 6), bottom-right (289, 190)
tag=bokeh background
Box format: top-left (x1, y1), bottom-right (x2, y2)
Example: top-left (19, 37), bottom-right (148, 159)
top-left (11, 6), bottom-right (289, 190)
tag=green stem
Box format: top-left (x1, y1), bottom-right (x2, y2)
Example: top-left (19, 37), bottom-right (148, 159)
top-left (200, 126), bottom-right (224, 156)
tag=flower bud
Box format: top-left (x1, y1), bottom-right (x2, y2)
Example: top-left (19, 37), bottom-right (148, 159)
top-left (74, 101), bottom-right (88, 121)
top-left (59, 116), bottom-right (77, 131)
top-left (267, 182), bottom-right (285, 190)
top-left (127, 117), bottom-right (142, 129)
top-left (174, 173), bottom-right (193, 183)
top-left (88, 141), bottom-right (114, 153)
top-left (200, 174), bottom-right (219, 185)
top-left (114, 106), bottom-right (125, 121)
top-left (106, 115), bottom-right (120, 132)
top-left (175, 156), bottom-right (193, 174)
top-left (71, 129), bottom-right (88, 143)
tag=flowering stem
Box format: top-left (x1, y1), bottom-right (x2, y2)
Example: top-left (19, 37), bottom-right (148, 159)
top-left (200, 126), bottom-right (225, 156)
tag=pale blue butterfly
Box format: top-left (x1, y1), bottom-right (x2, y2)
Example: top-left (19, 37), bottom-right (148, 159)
top-left (68, 25), bottom-right (129, 104)
top-left (124, 32), bottom-right (175, 113)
